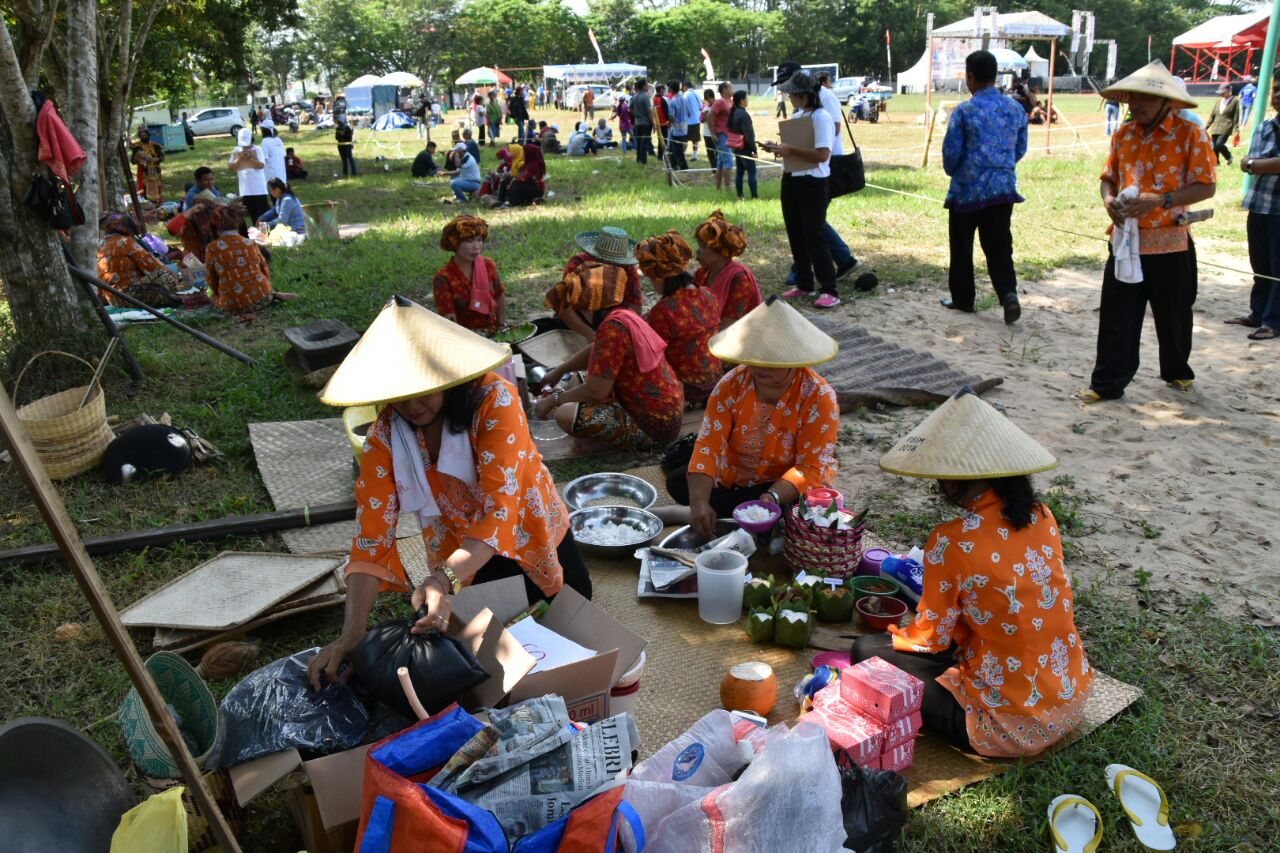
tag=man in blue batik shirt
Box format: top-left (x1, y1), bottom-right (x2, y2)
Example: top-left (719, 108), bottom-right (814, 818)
top-left (941, 49), bottom-right (1029, 324)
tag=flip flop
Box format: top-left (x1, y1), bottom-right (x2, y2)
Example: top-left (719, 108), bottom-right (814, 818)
top-left (1224, 316), bottom-right (1261, 327)
top-left (1105, 764), bottom-right (1177, 850)
top-left (1047, 795), bottom-right (1103, 853)
top-left (1167, 379), bottom-right (1194, 393)
top-left (1076, 389), bottom-right (1104, 404)
top-left (1247, 326), bottom-right (1278, 340)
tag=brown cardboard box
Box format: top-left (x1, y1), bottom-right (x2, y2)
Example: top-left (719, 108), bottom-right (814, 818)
top-left (452, 576), bottom-right (648, 723)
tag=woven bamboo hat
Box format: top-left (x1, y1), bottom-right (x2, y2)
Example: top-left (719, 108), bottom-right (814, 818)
top-left (1101, 60), bottom-right (1197, 110)
top-left (575, 226), bottom-right (638, 265)
top-left (319, 295), bottom-right (511, 407)
top-left (879, 388), bottom-right (1058, 480)
top-left (708, 295), bottom-right (837, 367)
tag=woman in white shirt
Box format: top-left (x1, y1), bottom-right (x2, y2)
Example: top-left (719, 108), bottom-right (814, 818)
top-left (761, 70), bottom-right (840, 308)
top-left (259, 121), bottom-right (287, 185)
top-left (228, 127), bottom-right (271, 223)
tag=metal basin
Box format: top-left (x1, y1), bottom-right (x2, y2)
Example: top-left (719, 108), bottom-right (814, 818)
top-left (563, 473), bottom-right (659, 512)
top-left (570, 506), bottom-right (664, 558)
top-left (658, 519), bottom-right (740, 551)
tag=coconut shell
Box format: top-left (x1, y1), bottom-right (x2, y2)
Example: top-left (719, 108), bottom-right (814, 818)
top-left (720, 661), bottom-right (778, 716)
top-left (195, 641), bottom-right (260, 680)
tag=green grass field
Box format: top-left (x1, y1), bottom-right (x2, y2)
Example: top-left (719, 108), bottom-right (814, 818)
top-left (1, 94), bottom-right (1276, 850)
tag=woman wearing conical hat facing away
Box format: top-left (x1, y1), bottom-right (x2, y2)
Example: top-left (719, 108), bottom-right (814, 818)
top-left (853, 389), bottom-right (1093, 757)
top-left (534, 264), bottom-right (685, 450)
top-left (634, 230), bottom-right (723, 404)
top-left (542, 226), bottom-right (644, 341)
top-left (661, 297), bottom-right (840, 541)
top-left (307, 296), bottom-right (591, 691)
top-left (692, 209), bottom-right (762, 331)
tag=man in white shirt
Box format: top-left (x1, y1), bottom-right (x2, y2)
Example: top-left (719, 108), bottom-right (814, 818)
top-left (229, 126), bottom-right (270, 223)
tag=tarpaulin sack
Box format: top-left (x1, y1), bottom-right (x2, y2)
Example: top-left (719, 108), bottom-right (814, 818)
top-left (355, 704), bottom-right (645, 853)
top-left (208, 648), bottom-right (370, 768)
top-left (837, 761), bottom-right (908, 853)
top-left (352, 608), bottom-right (490, 720)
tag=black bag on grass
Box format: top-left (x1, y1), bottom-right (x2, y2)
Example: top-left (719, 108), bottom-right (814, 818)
top-left (839, 760), bottom-right (909, 852)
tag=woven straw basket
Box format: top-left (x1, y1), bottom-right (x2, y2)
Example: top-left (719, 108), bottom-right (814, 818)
top-left (782, 504), bottom-right (867, 579)
top-left (14, 351), bottom-right (114, 480)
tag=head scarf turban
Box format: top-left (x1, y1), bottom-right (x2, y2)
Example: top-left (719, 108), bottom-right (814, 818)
top-left (694, 209), bottom-right (748, 258)
top-left (635, 230), bottom-right (693, 282)
top-left (439, 214), bottom-right (489, 252)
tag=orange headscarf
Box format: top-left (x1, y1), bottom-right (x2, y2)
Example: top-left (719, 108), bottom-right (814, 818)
top-left (439, 214), bottom-right (489, 251)
top-left (635, 231), bottom-right (693, 282)
top-left (694, 209), bottom-right (747, 258)
top-left (551, 261), bottom-right (628, 314)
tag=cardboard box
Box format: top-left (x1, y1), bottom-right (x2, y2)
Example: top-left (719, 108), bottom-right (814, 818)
top-left (878, 740), bottom-right (915, 773)
top-left (452, 576), bottom-right (648, 723)
top-left (839, 658), bottom-right (924, 724)
top-left (805, 701), bottom-right (884, 767)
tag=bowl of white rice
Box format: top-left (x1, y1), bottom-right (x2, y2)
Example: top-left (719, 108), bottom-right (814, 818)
top-left (569, 506), bottom-right (664, 558)
top-left (562, 473), bottom-right (659, 512)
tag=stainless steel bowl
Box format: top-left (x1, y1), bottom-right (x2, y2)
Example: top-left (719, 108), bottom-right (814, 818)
top-left (658, 519), bottom-right (740, 551)
top-left (563, 473), bottom-right (659, 512)
top-left (569, 506), bottom-right (664, 558)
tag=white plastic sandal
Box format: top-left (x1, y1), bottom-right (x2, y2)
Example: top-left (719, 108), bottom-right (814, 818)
top-left (1105, 763), bottom-right (1177, 850)
top-left (1048, 795), bottom-right (1103, 853)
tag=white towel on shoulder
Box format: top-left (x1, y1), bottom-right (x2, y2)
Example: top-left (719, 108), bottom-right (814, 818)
top-left (390, 410), bottom-right (477, 525)
top-left (1111, 185), bottom-right (1143, 284)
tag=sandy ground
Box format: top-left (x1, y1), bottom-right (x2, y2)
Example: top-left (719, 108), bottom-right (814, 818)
top-left (829, 257), bottom-right (1280, 615)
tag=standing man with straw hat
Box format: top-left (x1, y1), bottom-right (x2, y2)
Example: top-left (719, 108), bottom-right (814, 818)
top-left (1080, 61), bottom-right (1216, 403)
top-left (660, 296), bottom-right (841, 540)
top-left (307, 296), bottom-right (591, 691)
top-left (855, 388), bottom-right (1092, 758)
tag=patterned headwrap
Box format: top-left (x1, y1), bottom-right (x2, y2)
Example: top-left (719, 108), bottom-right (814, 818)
top-left (100, 212), bottom-right (134, 236)
top-left (694, 209), bottom-right (748, 258)
top-left (212, 202), bottom-right (246, 231)
top-left (634, 230), bottom-right (693, 282)
top-left (439, 214), bottom-right (489, 252)
top-left (547, 261), bottom-right (629, 314)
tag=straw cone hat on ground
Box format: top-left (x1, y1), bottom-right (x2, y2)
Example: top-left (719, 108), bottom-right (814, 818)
top-left (575, 226), bottom-right (638, 265)
top-left (1101, 60), bottom-right (1197, 110)
top-left (708, 295), bottom-right (837, 367)
top-left (319, 295), bottom-right (511, 407)
top-left (879, 388), bottom-right (1058, 480)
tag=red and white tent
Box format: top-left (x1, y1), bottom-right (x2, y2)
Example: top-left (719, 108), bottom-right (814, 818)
top-left (1171, 11), bottom-right (1269, 83)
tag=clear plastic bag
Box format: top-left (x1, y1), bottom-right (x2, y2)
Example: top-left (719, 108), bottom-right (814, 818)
top-left (208, 647), bottom-right (370, 768)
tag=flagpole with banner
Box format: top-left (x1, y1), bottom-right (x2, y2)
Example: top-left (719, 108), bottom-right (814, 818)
top-left (886, 29), bottom-right (892, 81)
top-left (587, 28), bottom-right (604, 64)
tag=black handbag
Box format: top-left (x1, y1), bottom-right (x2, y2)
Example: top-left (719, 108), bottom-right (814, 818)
top-left (660, 432), bottom-right (698, 475)
top-left (352, 606), bottom-right (490, 719)
top-left (22, 169), bottom-right (84, 229)
top-left (828, 109), bottom-right (865, 198)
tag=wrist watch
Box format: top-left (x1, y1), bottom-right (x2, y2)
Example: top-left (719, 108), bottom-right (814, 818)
top-left (1245, 158), bottom-right (1254, 173)
top-left (1162, 192), bottom-right (1173, 209)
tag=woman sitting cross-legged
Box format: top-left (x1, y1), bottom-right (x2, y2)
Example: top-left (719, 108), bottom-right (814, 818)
top-left (204, 203), bottom-right (295, 318)
top-left (542, 226), bottom-right (643, 341)
top-left (307, 297), bottom-right (591, 691)
top-left (533, 264), bottom-right (685, 451)
top-left (660, 297), bottom-right (840, 539)
top-left (97, 212), bottom-right (182, 308)
top-left (635, 230), bottom-right (722, 405)
top-left (853, 389), bottom-right (1093, 758)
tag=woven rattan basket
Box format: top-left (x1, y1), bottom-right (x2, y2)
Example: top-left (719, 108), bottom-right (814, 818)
top-left (782, 504), bottom-right (867, 579)
top-left (14, 351), bottom-right (114, 480)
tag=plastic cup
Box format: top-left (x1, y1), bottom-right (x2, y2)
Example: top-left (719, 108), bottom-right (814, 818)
top-left (696, 549), bottom-right (748, 624)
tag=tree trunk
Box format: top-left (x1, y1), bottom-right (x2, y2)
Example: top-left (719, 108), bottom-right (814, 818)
top-left (66, 0), bottom-right (99, 272)
top-left (99, 0), bottom-right (166, 210)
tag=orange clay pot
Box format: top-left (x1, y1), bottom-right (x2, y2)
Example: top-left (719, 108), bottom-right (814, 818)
top-left (720, 661), bottom-right (778, 717)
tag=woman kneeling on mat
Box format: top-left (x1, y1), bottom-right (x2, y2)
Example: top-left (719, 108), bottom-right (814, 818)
top-left (853, 388), bottom-right (1093, 757)
top-left (692, 209), bottom-right (762, 330)
top-left (308, 297), bottom-right (591, 691)
top-left (661, 297), bottom-right (840, 540)
top-left (636, 230), bottom-right (722, 404)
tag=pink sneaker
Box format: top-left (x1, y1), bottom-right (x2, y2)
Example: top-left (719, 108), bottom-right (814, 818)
top-left (814, 293), bottom-right (842, 309)
top-left (780, 287), bottom-right (811, 300)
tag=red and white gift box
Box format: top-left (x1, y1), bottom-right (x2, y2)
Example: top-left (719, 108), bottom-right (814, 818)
top-left (805, 698), bottom-right (884, 766)
top-left (839, 658), bottom-right (924, 724)
top-left (877, 740), bottom-right (916, 773)
top-left (880, 709), bottom-right (923, 747)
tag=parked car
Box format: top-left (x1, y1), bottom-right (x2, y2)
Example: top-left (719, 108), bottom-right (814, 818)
top-left (186, 107), bottom-right (245, 138)
top-left (830, 76), bottom-right (867, 104)
top-left (563, 84), bottom-right (615, 111)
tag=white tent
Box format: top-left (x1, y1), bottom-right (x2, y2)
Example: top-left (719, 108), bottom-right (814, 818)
top-left (380, 71), bottom-right (424, 88)
top-left (897, 11), bottom-right (1071, 92)
top-left (346, 73), bottom-right (384, 89)
top-left (1024, 46), bottom-right (1050, 80)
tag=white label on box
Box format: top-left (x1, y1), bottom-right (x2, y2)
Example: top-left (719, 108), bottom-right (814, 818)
top-left (509, 618), bottom-right (596, 674)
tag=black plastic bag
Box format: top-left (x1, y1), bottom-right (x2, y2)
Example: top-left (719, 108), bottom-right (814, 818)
top-left (838, 759), bottom-right (909, 853)
top-left (352, 607), bottom-right (490, 719)
top-left (208, 648), bottom-right (370, 768)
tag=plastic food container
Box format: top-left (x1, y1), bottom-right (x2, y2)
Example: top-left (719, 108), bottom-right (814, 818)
top-left (858, 547), bottom-right (892, 577)
top-left (696, 549), bottom-right (748, 624)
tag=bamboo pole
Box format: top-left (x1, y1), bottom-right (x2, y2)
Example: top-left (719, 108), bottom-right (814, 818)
top-left (0, 384), bottom-right (242, 853)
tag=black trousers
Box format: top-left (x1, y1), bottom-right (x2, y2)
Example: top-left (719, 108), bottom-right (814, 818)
top-left (851, 633), bottom-right (973, 752)
top-left (338, 145), bottom-right (357, 176)
top-left (666, 130), bottom-right (688, 171)
top-left (781, 174), bottom-right (836, 294)
top-left (501, 179), bottom-right (543, 207)
top-left (472, 528), bottom-right (592, 603)
top-left (947, 203), bottom-right (1018, 309)
top-left (775, 102), bottom-right (788, 118)
top-left (242, 194), bottom-right (271, 223)
top-left (634, 125), bottom-right (653, 164)
top-left (665, 469), bottom-right (771, 517)
top-left (1089, 244), bottom-right (1198, 398)
top-left (1211, 131), bottom-right (1233, 164)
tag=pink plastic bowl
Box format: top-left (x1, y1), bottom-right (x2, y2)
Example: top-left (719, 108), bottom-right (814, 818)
top-left (732, 500), bottom-right (782, 534)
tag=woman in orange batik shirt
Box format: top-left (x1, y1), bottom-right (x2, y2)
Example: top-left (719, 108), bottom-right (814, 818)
top-left (307, 296), bottom-right (591, 691)
top-left (855, 388), bottom-right (1093, 758)
top-left (662, 296), bottom-right (840, 540)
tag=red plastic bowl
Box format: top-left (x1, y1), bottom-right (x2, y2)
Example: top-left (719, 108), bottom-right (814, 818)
top-left (732, 500), bottom-right (782, 534)
top-left (856, 595), bottom-right (909, 632)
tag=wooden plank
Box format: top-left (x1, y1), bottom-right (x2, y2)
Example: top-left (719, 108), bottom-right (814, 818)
top-left (0, 384), bottom-right (243, 852)
top-left (0, 501), bottom-right (357, 567)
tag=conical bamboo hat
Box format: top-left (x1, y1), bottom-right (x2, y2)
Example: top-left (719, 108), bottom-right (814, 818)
top-left (707, 296), bottom-right (838, 367)
top-left (1101, 60), bottom-right (1197, 110)
top-left (319, 295), bottom-right (511, 407)
top-left (879, 388), bottom-right (1058, 479)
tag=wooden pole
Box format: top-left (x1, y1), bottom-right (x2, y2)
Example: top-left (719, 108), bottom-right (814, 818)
top-left (117, 141), bottom-right (145, 226)
top-left (0, 384), bottom-right (243, 853)
top-left (1047, 38), bottom-right (1057, 154)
